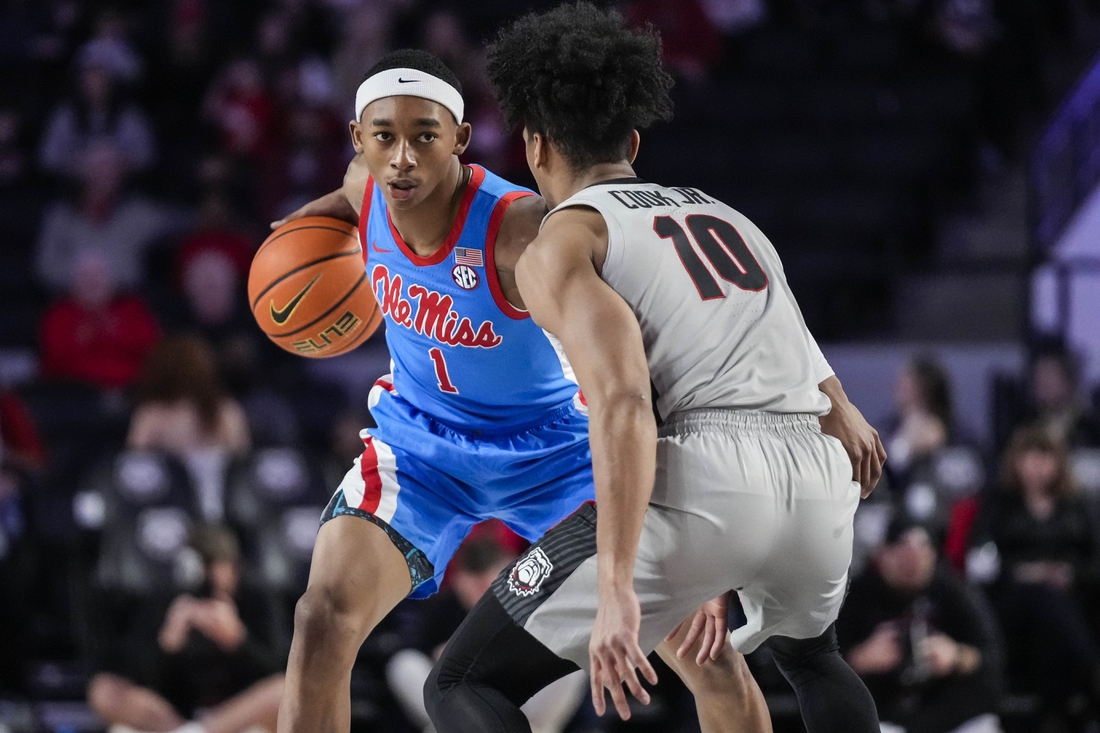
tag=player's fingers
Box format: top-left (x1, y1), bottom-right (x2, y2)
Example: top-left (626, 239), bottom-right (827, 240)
top-left (590, 658), bottom-right (606, 716)
top-left (696, 616), bottom-right (717, 666)
top-left (709, 618), bottom-right (726, 661)
top-left (635, 645), bottom-right (659, 686)
top-left (617, 659), bottom-right (651, 707)
top-left (678, 612), bottom-right (706, 659)
top-left (607, 671), bottom-right (632, 720)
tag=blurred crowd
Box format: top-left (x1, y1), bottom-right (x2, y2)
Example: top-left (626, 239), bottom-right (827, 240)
top-left (1, 1), bottom-right (1100, 733)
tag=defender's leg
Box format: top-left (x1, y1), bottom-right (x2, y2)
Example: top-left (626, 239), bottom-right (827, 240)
top-left (765, 624), bottom-right (879, 733)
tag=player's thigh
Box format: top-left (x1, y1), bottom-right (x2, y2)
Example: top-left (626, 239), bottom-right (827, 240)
top-left (299, 514), bottom-right (412, 634)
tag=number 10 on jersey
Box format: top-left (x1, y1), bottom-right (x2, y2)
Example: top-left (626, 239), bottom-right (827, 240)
top-left (654, 214), bottom-right (768, 300)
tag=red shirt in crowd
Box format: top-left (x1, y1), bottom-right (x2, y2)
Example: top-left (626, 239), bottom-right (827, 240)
top-left (39, 294), bottom-right (160, 389)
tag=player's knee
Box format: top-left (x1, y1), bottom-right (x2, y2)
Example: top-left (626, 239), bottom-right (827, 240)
top-left (766, 624), bottom-right (839, 680)
top-left (676, 645), bottom-right (755, 699)
top-left (293, 586), bottom-right (368, 646)
top-left (423, 658), bottom-right (461, 725)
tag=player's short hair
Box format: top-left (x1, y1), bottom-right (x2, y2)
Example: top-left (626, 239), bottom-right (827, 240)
top-left (364, 49), bottom-right (463, 95)
top-left (487, 2), bottom-right (673, 171)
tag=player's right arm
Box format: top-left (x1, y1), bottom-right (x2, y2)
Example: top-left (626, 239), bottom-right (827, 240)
top-left (516, 208), bottom-right (659, 720)
top-left (270, 154), bottom-right (367, 228)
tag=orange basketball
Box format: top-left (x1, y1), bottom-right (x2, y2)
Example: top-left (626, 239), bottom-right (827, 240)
top-left (248, 216), bottom-right (381, 358)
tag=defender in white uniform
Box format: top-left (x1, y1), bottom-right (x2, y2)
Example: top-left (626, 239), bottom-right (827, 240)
top-left (515, 179), bottom-right (857, 656)
top-left (426, 6), bottom-right (884, 733)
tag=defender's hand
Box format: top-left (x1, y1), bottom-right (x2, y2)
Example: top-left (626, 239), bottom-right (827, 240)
top-left (590, 585), bottom-right (658, 720)
top-left (271, 189), bottom-right (358, 229)
top-left (820, 396), bottom-right (887, 498)
top-left (666, 591), bottom-right (730, 665)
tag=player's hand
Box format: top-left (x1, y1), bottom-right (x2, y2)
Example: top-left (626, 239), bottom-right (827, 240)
top-left (665, 591), bottom-right (730, 665)
top-left (819, 394), bottom-right (887, 498)
top-left (589, 584), bottom-right (658, 720)
top-left (271, 189), bottom-right (358, 229)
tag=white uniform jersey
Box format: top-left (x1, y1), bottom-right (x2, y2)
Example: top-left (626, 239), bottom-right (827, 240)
top-left (544, 179), bottom-right (833, 418)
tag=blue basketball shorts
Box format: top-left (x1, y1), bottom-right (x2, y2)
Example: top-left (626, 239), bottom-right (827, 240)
top-left (321, 379), bottom-right (594, 598)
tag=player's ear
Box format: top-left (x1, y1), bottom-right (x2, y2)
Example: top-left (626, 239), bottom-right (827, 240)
top-left (452, 121), bottom-right (472, 156)
top-left (530, 130), bottom-right (548, 170)
top-left (349, 120), bottom-right (365, 154)
top-left (628, 130), bottom-right (641, 164)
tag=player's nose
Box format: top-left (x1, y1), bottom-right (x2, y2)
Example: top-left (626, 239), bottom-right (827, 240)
top-left (391, 139), bottom-right (416, 171)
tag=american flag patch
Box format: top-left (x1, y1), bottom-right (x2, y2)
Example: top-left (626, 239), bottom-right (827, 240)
top-left (454, 247), bottom-right (484, 267)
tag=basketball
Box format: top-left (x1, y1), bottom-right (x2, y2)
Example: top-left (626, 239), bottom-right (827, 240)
top-left (248, 216), bottom-right (381, 358)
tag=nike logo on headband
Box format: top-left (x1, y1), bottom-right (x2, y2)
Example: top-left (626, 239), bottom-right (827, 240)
top-left (397, 78), bottom-right (418, 83)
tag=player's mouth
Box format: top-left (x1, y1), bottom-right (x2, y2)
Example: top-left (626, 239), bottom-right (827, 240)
top-left (388, 179), bottom-right (418, 200)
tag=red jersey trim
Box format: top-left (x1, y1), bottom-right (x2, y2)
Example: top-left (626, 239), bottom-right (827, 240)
top-left (485, 190), bottom-right (536, 321)
top-left (359, 175), bottom-right (374, 266)
top-left (386, 165), bottom-right (486, 267)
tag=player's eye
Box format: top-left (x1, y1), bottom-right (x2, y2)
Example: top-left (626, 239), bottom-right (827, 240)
top-left (373, 132), bottom-right (392, 142)
top-left (418, 133), bottom-right (438, 143)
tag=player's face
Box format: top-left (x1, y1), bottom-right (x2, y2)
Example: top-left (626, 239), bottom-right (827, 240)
top-left (351, 96), bottom-right (471, 211)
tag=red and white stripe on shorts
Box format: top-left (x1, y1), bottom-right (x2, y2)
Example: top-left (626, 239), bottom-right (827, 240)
top-left (336, 432), bottom-right (402, 522)
top-left (368, 372), bottom-right (397, 411)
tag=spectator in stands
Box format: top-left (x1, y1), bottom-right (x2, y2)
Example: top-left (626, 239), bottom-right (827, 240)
top-left (838, 516), bottom-right (1003, 733)
top-left (38, 248), bottom-right (160, 389)
top-left (35, 142), bottom-right (187, 293)
top-left (1021, 347), bottom-right (1100, 448)
top-left (87, 524), bottom-right (286, 733)
top-left (39, 53), bottom-right (154, 178)
top-left (128, 334), bottom-right (251, 460)
top-left (885, 356), bottom-right (954, 475)
top-left (203, 58), bottom-right (274, 164)
top-left (386, 534), bottom-right (585, 733)
top-left (968, 426), bottom-right (1100, 720)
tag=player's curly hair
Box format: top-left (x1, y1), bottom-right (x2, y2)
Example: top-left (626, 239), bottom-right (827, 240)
top-left (487, 2), bottom-right (673, 170)
top-left (364, 49), bottom-right (463, 95)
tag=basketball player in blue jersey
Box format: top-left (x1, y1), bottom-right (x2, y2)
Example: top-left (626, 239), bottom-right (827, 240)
top-left (274, 49), bottom-right (884, 733)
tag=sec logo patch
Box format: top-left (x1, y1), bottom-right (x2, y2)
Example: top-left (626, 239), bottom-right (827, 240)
top-left (451, 264), bottom-right (480, 290)
top-left (507, 547), bottom-right (553, 597)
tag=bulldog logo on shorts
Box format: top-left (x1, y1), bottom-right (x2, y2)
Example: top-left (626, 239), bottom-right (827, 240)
top-left (507, 547), bottom-right (553, 597)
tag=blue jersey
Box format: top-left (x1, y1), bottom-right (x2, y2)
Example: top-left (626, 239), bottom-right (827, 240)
top-left (359, 164), bottom-right (582, 432)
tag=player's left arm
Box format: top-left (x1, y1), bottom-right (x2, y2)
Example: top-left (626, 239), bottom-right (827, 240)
top-left (516, 208), bottom-right (658, 720)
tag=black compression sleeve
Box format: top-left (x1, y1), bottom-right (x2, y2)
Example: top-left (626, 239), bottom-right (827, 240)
top-left (425, 591), bottom-right (580, 733)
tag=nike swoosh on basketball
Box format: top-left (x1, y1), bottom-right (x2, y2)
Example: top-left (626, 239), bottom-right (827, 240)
top-left (270, 275), bottom-right (320, 325)
top-left (397, 78), bottom-right (418, 83)
top-left (371, 241), bottom-right (393, 254)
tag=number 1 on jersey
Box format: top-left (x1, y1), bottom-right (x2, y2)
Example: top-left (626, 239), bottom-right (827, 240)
top-left (654, 214), bottom-right (768, 300)
top-left (429, 347), bottom-right (459, 394)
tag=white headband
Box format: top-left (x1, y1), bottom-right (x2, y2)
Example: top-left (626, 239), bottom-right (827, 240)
top-left (355, 67), bottom-right (464, 124)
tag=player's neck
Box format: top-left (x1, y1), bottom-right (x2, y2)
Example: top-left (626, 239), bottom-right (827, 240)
top-left (389, 160), bottom-right (469, 257)
top-left (552, 161), bottom-right (636, 207)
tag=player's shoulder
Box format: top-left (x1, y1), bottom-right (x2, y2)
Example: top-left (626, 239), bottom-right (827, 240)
top-left (530, 205), bottom-right (608, 265)
top-left (493, 193), bottom-right (547, 263)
